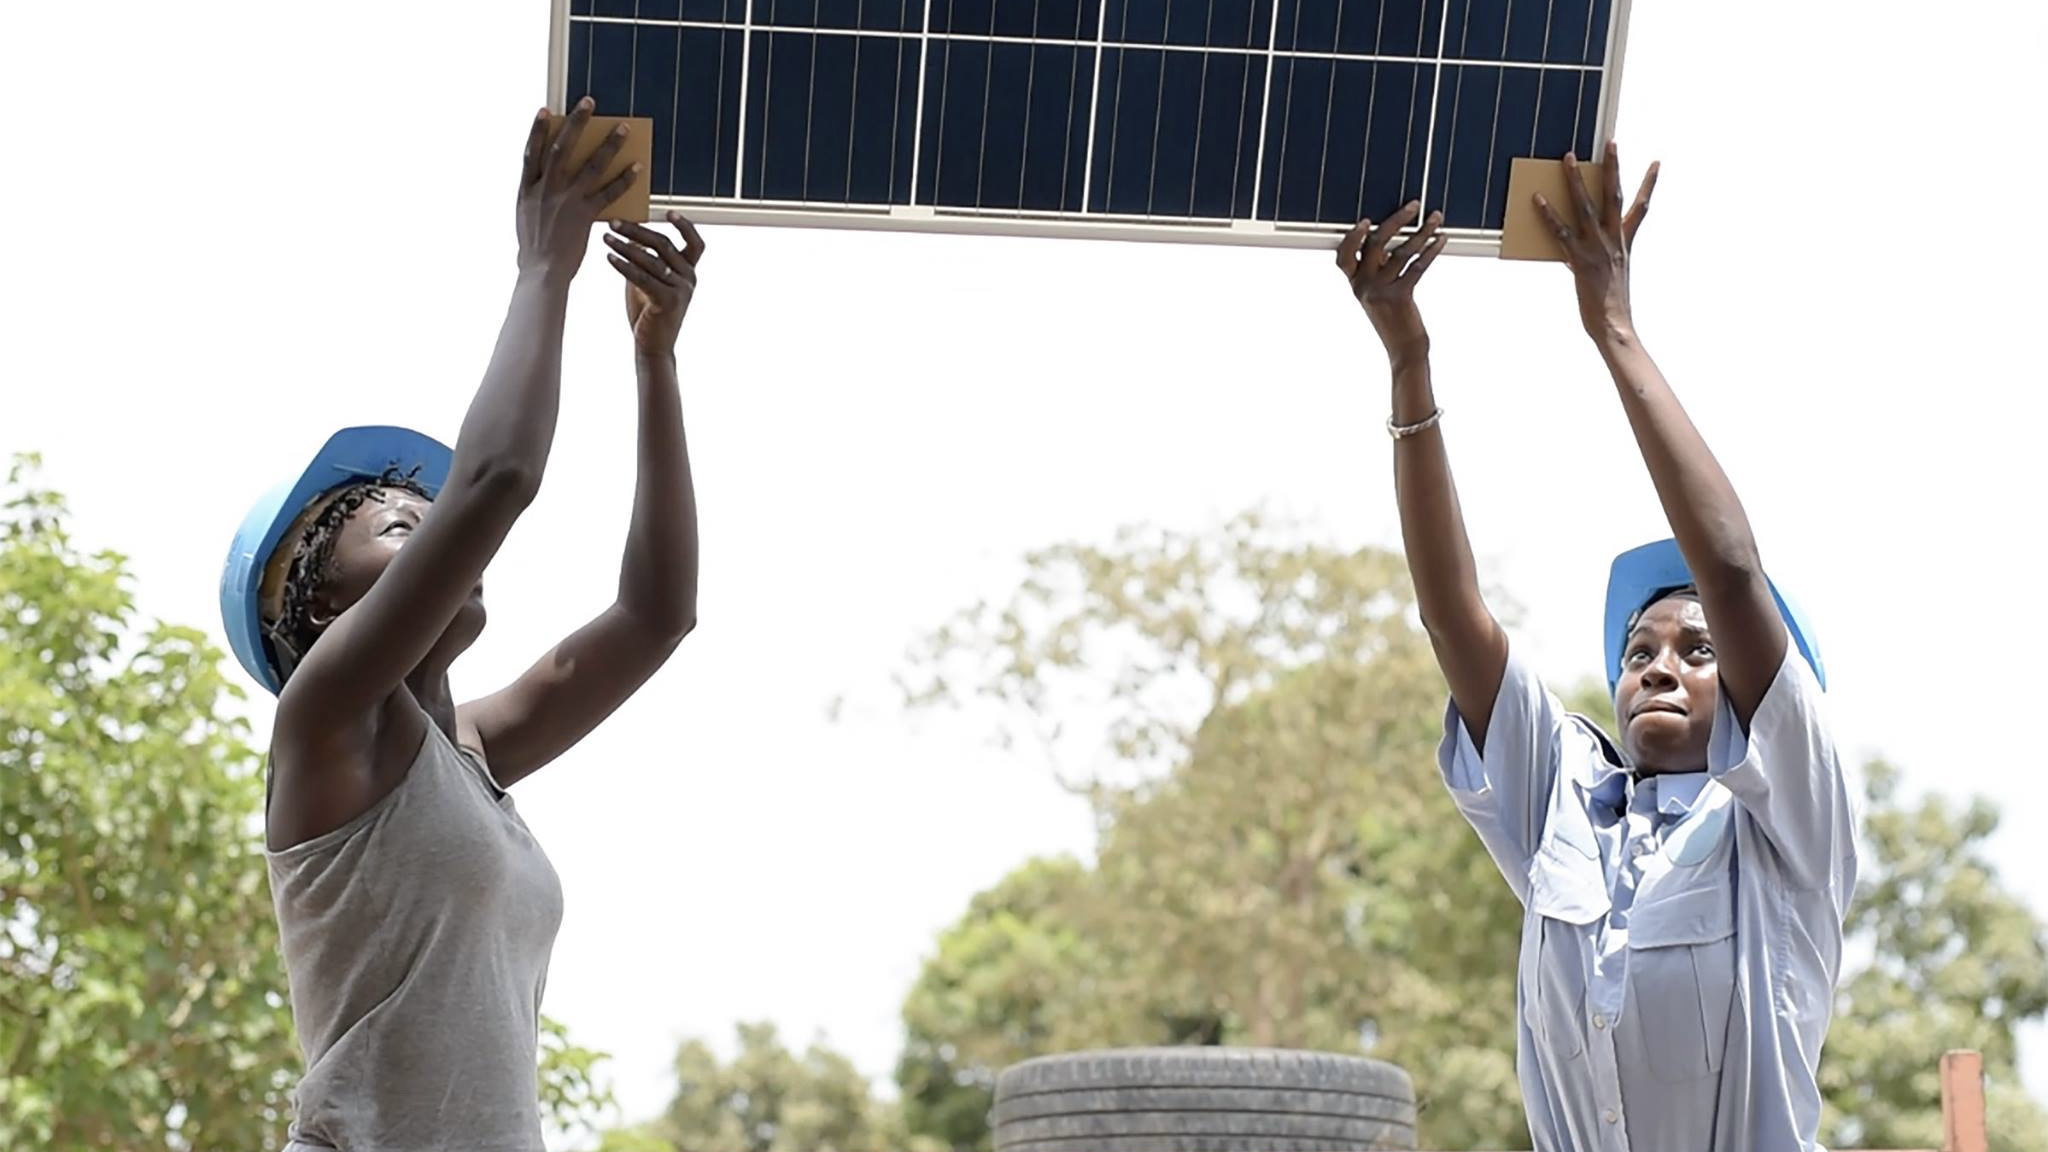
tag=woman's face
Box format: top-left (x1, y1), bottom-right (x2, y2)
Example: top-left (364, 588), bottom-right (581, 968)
top-left (1613, 594), bottom-right (1718, 774)
top-left (314, 486), bottom-right (485, 639)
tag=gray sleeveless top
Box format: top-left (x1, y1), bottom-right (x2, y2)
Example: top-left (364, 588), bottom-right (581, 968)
top-left (266, 723), bottom-right (564, 1151)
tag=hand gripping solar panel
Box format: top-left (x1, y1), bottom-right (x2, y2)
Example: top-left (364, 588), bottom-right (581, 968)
top-left (549, 0), bottom-right (1632, 253)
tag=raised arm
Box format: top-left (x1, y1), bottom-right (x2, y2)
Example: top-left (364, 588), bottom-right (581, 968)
top-left (277, 100), bottom-right (638, 735)
top-left (458, 213), bottom-right (706, 786)
top-left (1535, 145), bottom-right (1788, 725)
top-left (1338, 204), bottom-right (1510, 750)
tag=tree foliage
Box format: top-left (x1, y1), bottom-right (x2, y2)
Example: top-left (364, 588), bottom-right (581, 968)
top-left (0, 455), bottom-right (610, 1150)
top-left (606, 1021), bottom-right (939, 1152)
top-left (895, 513), bottom-right (1529, 1149)
top-left (892, 511), bottom-right (2048, 1150)
top-left (1818, 761), bottom-right (2048, 1150)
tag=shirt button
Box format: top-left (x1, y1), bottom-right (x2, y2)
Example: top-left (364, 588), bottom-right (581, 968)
top-left (1632, 841), bottom-right (1650, 857)
top-left (1604, 1109), bottom-right (1619, 1124)
top-left (1593, 1014), bottom-right (1607, 1029)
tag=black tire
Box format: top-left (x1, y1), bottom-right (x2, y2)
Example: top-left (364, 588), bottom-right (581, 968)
top-left (991, 1048), bottom-right (1417, 1152)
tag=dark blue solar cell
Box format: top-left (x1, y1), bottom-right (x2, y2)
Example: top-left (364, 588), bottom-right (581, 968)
top-left (754, 0), bottom-right (925, 33)
top-left (568, 22), bottom-right (745, 199)
top-left (1088, 47), bottom-right (1267, 218)
top-left (1425, 64), bottom-right (1600, 228)
top-left (919, 40), bottom-right (1096, 211)
top-left (1441, 0), bottom-right (1611, 65)
top-left (1256, 56), bottom-right (1432, 224)
top-left (1270, 0), bottom-right (1441, 57)
top-left (1103, 0), bottom-right (1275, 51)
top-left (581, 1), bottom-right (740, 20)
top-left (741, 32), bottom-right (920, 203)
top-left (585, 0), bottom-right (665, 19)
top-left (930, 0), bottom-right (1102, 40)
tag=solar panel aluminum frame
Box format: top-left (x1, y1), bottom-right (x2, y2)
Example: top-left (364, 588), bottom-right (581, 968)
top-left (545, 0), bottom-right (1634, 255)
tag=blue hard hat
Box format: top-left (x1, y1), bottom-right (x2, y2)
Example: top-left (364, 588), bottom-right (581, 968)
top-left (218, 425), bottom-right (453, 694)
top-left (1602, 538), bottom-right (1826, 697)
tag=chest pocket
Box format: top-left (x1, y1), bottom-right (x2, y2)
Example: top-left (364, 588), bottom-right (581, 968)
top-left (1522, 828), bottom-right (1610, 1062)
top-left (1625, 881), bottom-right (1736, 1083)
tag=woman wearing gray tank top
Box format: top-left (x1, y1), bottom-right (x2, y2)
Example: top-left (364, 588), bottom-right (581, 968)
top-left (215, 99), bottom-right (705, 1152)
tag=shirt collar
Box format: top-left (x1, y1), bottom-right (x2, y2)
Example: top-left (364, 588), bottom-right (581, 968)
top-left (1584, 761), bottom-right (1632, 814)
top-left (1646, 771), bottom-right (1709, 816)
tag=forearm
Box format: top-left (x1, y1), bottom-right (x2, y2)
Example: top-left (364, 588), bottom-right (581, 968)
top-left (1389, 346), bottom-right (1488, 637)
top-left (1595, 323), bottom-right (1761, 579)
top-left (448, 268), bottom-right (574, 495)
top-left (615, 349), bottom-right (698, 635)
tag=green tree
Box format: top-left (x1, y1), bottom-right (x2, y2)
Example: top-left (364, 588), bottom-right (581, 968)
top-left (896, 857), bottom-right (1113, 1152)
top-left (1819, 760), bottom-right (2048, 1150)
top-left (541, 1015), bottom-right (623, 1149)
top-left (895, 513), bottom-right (1531, 1149)
top-left (0, 455), bottom-right (612, 1150)
top-left (0, 454), bottom-right (297, 1150)
top-left (611, 1021), bottom-right (936, 1152)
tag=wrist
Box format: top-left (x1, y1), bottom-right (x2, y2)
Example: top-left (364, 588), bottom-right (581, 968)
top-left (1589, 316), bottom-right (1640, 353)
top-left (516, 260), bottom-right (578, 292)
top-left (1385, 341), bottom-right (1430, 374)
top-left (1376, 325), bottom-right (1429, 365)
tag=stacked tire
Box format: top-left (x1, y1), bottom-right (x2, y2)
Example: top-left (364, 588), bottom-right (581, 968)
top-left (990, 1048), bottom-right (1417, 1152)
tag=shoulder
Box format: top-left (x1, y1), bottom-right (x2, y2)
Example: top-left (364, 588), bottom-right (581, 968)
top-left (265, 690), bottom-right (431, 850)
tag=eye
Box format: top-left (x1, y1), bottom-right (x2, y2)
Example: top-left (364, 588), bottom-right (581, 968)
top-left (381, 520), bottom-right (414, 536)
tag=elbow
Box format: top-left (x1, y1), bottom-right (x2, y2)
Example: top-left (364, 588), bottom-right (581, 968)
top-left (663, 613), bottom-right (698, 645)
top-left (460, 460), bottom-right (543, 512)
top-left (650, 616), bottom-right (696, 659)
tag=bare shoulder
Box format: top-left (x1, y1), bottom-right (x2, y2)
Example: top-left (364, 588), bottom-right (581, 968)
top-left (266, 690), bottom-right (430, 850)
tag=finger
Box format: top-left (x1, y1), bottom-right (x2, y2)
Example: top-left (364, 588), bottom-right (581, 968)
top-left (1387, 210), bottom-right (1443, 267)
top-left (1405, 233), bottom-right (1451, 280)
top-left (1562, 152), bottom-right (1598, 228)
top-left (668, 212), bottom-right (708, 265)
top-left (607, 251), bottom-right (671, 296)
top-left (548, 96), bottom-right (596, 183)
top-left (610, 219), bottom-right (681, 264)
top-left (521, 108), bottom-right (550, 189)
top-left (1602, 141), bottom-right (1624, 233)
top-left (585, 162), bottom-right (642, 209)
top-left (1533, 193), bottom-right (1571, 240)
top-left (1623, 160), bottom-right (1660, 245)
top-left (1336, 217), bottom-right (1374, 274)
top-left (1368, 201), bottom-right (1422, 258)
top-left (576, 122), bottom-right (631, 190)
top-left (602, 230), bottom-right (675, 283)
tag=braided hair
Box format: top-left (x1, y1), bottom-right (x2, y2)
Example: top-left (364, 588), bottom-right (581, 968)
top-left (261, 466), bottom-right (432, 685)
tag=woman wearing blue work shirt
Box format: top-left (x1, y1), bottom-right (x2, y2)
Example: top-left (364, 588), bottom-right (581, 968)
top-left (1333, 145), bottom-right (1857, 1152)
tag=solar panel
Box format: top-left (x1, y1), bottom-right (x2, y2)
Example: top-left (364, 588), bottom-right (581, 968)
top-left (548, 0), bottom-right (1631, 253)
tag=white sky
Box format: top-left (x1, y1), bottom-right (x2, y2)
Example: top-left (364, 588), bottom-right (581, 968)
top-left (5, 0), bottom-right (2045, 1136)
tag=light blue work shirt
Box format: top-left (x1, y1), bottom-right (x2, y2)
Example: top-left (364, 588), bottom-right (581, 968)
top-left (1439, 643), bottom-right (1857, 1151)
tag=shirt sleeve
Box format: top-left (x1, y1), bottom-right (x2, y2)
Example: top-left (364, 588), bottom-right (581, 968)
top-left (1707, 645), bottom-right (1858, 893)
top-left (1438, 642), bottom-right (1612, 902)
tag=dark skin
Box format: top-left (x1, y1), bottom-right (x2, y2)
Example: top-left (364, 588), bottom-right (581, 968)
top-left (1340, 142), bottom-right (1788, 767)
top-left (1616, 594), bottom-right (1717, 772)
top-left (267, 99), bottom-right (706, 850)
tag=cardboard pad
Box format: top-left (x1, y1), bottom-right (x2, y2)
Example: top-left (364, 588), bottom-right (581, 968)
top-left (548, 114), bottom-right (654, 222)
top-left (1499, 157), bottom-right (1608, 262)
